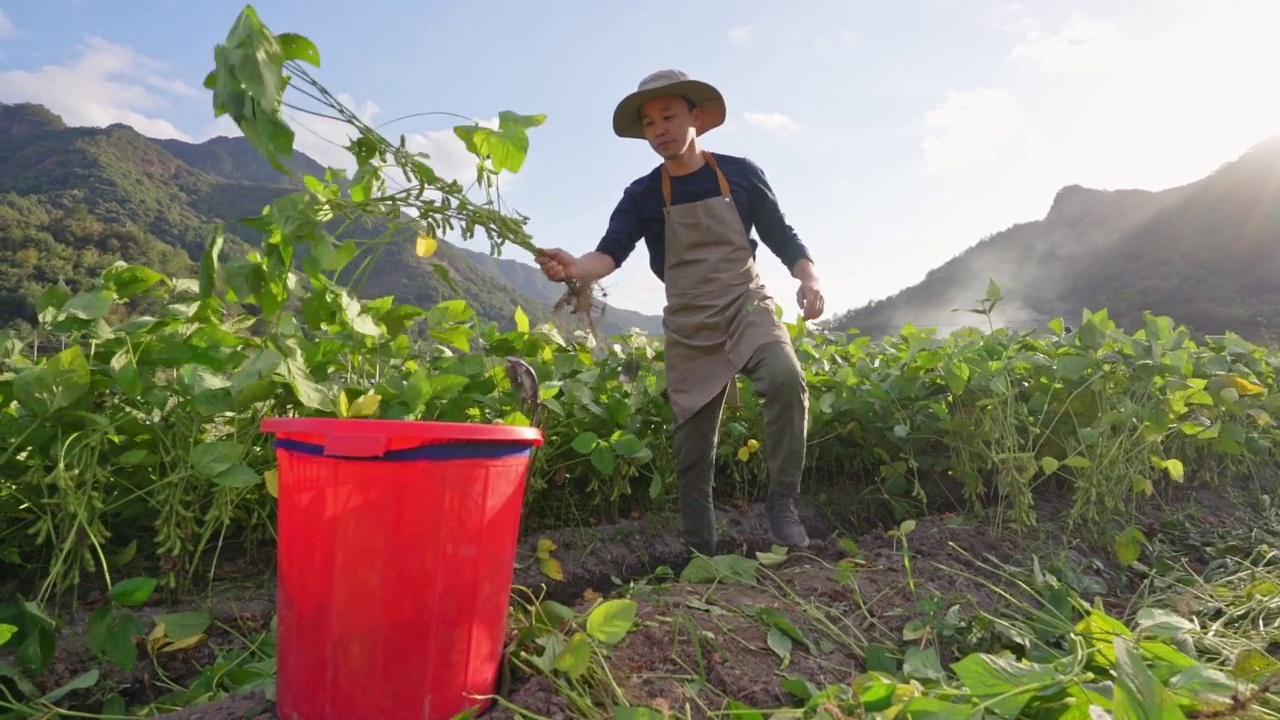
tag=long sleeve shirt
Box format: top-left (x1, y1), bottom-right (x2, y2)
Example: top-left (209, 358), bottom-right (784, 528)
top-left (594, 152), bottom-right (813, 282)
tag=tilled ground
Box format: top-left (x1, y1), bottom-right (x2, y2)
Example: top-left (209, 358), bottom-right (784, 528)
top-left (21, 477), bottom-right (1259, 720)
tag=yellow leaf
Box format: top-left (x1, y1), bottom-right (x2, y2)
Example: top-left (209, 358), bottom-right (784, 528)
top-left (536, 537), bottom-right (557, 559)
top-left (159, 633), bottom-right (207, 653)
top-left (264, 469), bottom-right (279, 498)
top-left (746, 439), bottom-right (760, 453)
top-left (737, 446), bottom-right (750, 462)
top-left (146, 623), bottom-right (168, 654)
top-left (514, 305), bottom-right (530, 334)
top-left (337, 390), bottom-right (350, 418)
top-left (416, 234), bottom-right (438, 258)
top-left (539, 556), bottom-right (565, 581)
top-left (348, 392), bottom-right (381, 418)
top-left (1224, 373), bottom-right (1266, 396)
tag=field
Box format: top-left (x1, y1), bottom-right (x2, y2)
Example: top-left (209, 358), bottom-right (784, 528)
top-left (5, 6), bottom-right (1280, 719)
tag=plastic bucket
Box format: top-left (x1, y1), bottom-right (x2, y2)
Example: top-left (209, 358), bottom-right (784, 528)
top-left (260, 417), bottom-right (543, 720)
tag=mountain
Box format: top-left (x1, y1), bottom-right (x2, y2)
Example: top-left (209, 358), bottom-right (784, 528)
top-left (829, 136), bottom-right (1280, 342)
top-left (0, 102), bottom-right (662, 337)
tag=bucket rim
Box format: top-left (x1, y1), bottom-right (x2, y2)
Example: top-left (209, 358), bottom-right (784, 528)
top-left (259, 417), bottom-right (544, 446)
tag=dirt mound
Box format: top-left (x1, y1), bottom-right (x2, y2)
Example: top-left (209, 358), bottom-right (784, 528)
top-left (105, 479), bottom-right (1264, 718)
top-left (145, 523), bottom-right (1076, 716)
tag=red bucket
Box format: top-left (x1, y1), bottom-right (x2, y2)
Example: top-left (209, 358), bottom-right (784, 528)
top-left (260, 417), bottom-right (543, 720)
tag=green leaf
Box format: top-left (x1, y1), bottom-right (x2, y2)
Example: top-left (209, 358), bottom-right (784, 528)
top-left (951, 653), bottom-right (1064, 717)
top-left (1169, 664), bottom-right (1247, 701)
top-left (552, 631), bottom-right (591, 678)
top-left (63, 289), bottom-right (115, 320)
top-left (1134, 608), bottom-right (1194, 639)
top-left (1055, 354), bottom-right (1097, 381)
top-left (36, 281), bottom-right (71, 319)
top-left (1112, 636), bottom-right (1182, 720)
top-left (39, 669), bottom-right (99, 704)
top-left (898, 695), bottom-right (974, 720)
top-left (284, 362), bottom-right (334, 411)
top-left (903, 645), bottom-right (947, 682)
top-left (571, 431), bottom-right (599, 454)
top-left (941, 361), bottom-right (970, 394)
top-left (0, 623), bottom-right (15, 646)
top-left (453, 111), bottom-right (546, 174)
top-left (222, 8), bottom-right (285, 113)
top-left (232, 348), bottom-right (285, 387)
top-left (151, 612), bottom-right (213, 642)
top-left (1115, 525), bottom-right (1147, 568)
top-left (14, 345), bottom-right (91, 414)
top-left (432, 325), bottom-right (471, 353)
top-left (585, 599), bottom-right (637, 644)
top-left (199, 227), bottom-right (224, 299)
top-left (276, 32), bottom-right (320, 66)
top-left (89, 606), bottom-right (144, 671)
top-left (767, 626), bottom-right (793, 664)
top-left (103, 264), bottom-right (167, 299)
top-left (856, 676), bottom-right (898, 712)
top-left (102, 694), bottom-right (127, 717)
top-left (109, 577), bottom-right (157, 607)
top-left (190, 441), bottom-right (242, 479)
top-left (213, 463), bottom-right (262, 488)
top-left (112, 352), bottom-right (143, 398)
top-left (589, 444), bottom-right (616, 474)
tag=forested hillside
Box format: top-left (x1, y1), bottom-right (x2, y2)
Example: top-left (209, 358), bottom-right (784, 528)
top-left (0, 102), bottom-right (662, 336)
top-left (831, 136), bottom-right (1280, 341)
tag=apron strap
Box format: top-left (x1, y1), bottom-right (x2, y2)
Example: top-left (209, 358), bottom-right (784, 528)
top-left (661, 151), bottom-right (732, 207)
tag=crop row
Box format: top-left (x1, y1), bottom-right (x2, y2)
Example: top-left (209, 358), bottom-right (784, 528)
top-left (4, 5), bottom-right (1280, 608)
top-left (2, 245), bottom-right (1278, 604)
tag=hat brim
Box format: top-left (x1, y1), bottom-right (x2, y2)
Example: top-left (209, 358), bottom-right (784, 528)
top-left (612, 79), bottom-right (726, 139)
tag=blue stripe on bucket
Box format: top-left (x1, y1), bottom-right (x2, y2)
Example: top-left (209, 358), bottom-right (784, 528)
top-left (273, 438), bottom-right (533, 461)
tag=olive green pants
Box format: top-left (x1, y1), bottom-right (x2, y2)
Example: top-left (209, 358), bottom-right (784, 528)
top-left (672, 340), bottom-right (809, 556)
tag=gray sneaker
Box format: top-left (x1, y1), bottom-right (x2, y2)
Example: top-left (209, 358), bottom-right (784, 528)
top-left (765, 493), bottom-right (810, 547)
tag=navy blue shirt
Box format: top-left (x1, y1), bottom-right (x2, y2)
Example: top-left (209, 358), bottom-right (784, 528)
top-left (594, 152), bottom-right (812, 281)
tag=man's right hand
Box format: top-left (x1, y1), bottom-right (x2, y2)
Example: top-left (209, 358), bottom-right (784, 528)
top-left (536, 248), bottom-right (578, 282)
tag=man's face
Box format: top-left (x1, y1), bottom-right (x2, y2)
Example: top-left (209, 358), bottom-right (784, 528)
top-left (639, 95), bottom-right (699, 159)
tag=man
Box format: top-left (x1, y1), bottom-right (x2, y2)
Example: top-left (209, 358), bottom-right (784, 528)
top-left (536, 69), bottom-right (825, 557)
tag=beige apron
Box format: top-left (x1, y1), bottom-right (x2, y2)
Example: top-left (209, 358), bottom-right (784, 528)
top-left (660, 151), bottom-right (795, 425)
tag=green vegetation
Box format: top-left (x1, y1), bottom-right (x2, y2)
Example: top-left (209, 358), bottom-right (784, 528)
top-left (2, 6), bottom-right (1280, 719)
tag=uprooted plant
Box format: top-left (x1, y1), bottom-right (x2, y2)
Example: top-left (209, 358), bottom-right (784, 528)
top-left (204, 4), bottom-right (607, 331)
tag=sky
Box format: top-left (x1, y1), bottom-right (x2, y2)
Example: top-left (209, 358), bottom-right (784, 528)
top-left (1, 0), bottom-right (1279, 322)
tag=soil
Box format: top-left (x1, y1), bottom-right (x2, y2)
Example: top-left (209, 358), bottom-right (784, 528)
top-left (12, 475), bottom-right (1269, 720)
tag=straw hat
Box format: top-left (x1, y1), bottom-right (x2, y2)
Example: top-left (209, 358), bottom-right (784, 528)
top-left (612, 69), bottom-right (726, 139)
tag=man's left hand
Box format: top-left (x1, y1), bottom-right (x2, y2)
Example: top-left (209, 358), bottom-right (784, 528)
top-left (797, 279), bottom-right (825, 320)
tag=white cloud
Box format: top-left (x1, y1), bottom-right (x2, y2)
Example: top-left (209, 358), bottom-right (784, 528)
top-left (920, 88), bottom-right (1024, 173)
top-left (0, 10), bottom-right (16, 39)
top-left (0, 35), bottom-right (190, 139)
top-left (742, 111), bottom-right (800, 132)
top-left (145, 74), bottom-right (197, 97)
top-left (1008, 13), bottom-right (1126, 72)
top-left (990, 5), bottom-right (1280, 189)
top-left (727, 25), bottom-right (752, 46)
top-left (200, 93), bottom-right (502, 193)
